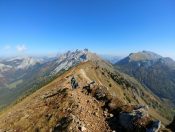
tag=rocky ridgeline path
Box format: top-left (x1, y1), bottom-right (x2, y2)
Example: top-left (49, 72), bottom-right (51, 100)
top-left (66, 76), bottom-right (171, 132)
top-left (0, 69), bottom-right (172, 132)
top-left (66, 87), bottom-right (110, 131)
top-left (0, 73), bottom-right (110, 132)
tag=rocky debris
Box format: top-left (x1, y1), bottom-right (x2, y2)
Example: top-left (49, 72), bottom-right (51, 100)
top-left (71, 77), bottom-right (79, 89)
top-left (41, 88), bottom-right (68, 99)
top-left (80, 125), bottom-right (86, 131)
top-left (119, 105), bottom-right (149, 129)
top-left (83, 85), bottom-right (91, 95)
top-left (70, 114), bottom-right (87, 132)
top-left (134, 105), bottom-right (149, 111)
top-left (93, 112), bottom-right (99, 117)
top-left (45, 114), bottom-right (52, 121)
top-left (109, 114), bottom-right (114, 118)
top-left (105, 103), bottom-right (155, 132)
top-left (90, 80), bottom-right (96, 85)
top-left (167, 116), bottom-right (175, 132)
top-left (133, 105), bottom-right (149, 118)
top-left (78, 124), bottom-right (87, 132)
top-left (53, 116), bottom-right (73, 132)
top-left (82, 81), bottom-right (96, 95)
top-left (146, 120), bottom-right (161, 132)
top-left (103, 110), bottom-right (108, 117)
top-left (95, 88), bottom-right (107, 101)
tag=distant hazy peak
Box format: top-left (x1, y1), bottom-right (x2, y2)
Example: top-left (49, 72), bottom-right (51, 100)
top-left (100, 54), bottom-right (122, 64)
top-left (0, 63), bottom-right (12, 72)
top-left (57, 49), bottom-right (100, 62)
top-left (0, 56), bottom-right (46, 71)
top-left (128, 51), bottom-right (162, 61)
top-left (15, 57), bottom-right (39, 69)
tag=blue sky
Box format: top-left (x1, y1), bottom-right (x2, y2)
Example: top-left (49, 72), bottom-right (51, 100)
top-left (0, 0), bottom-right (175, 58)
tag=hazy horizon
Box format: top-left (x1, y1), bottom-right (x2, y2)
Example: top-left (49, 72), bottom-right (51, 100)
top-left (1, 48), bottom-right (175, 62)
top-left (0, 0), bottom-right (175, 58)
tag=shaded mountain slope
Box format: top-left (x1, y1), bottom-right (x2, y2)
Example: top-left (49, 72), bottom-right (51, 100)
top-left (0, 60), bottom-right (172, 131)
top-left (116, 51), bottom-right (175, 105)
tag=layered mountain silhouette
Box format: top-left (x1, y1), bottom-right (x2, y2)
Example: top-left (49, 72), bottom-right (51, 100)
top-left (0, 49), bottom-right (174, 131)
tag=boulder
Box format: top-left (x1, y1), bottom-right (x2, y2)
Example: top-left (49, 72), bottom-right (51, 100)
top-left (95, 88), bottom-right (106, 100)
top-left (71, 77), bottom-right (78, 89)
top-left (83, 85), bottom-right (91, 94)
top-left (146, 120), bottom-right (161, 132)
top-left (119, 112), bottom-right (136, 129)
top-left (119, 105), bottom-right (149, 131)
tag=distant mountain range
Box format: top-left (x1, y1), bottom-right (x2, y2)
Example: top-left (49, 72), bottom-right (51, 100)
top-left (100, 54), bottom-right (122, 64)
top-left (0, 49), bottom-right (102, 108)
top-left (115, 51), bottom-right (175, 105)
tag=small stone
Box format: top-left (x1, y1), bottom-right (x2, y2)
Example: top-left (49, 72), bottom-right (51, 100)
top-left (93, 112), bottom-right (98, 117)
top-left (109, 114), bottom-right (114, 118)
top-left (81, 126), bottom-right (86, 131)
top-left (49, 128), bottom-right (53, 132)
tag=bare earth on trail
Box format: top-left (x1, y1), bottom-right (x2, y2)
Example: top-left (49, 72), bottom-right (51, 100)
top-left (0, 62), bottom-right (110, 132)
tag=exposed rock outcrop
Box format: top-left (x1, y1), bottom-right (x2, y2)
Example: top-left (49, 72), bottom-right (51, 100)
top-left (146, 120), bottom-right (161, 132)
top-left (117, 105), bottom-right (150, 131)
top-left (71, 77), bottom-right (79, 89)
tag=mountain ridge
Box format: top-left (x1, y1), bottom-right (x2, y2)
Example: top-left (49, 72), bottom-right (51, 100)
top-left (0, 49), bottom-right (174, 131)
top-left (116, 51), bottom-right (175, 105)
top-left (0, 60), bottom-right (173, 131)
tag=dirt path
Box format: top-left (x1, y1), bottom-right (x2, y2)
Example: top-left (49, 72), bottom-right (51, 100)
top-left (70, 87), bottom-right (110, 132)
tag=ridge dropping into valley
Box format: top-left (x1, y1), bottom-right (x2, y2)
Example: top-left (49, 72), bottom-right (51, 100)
top-left (0, 49), bottom-right (99, 109)
top-left (116, 51), bottom-right (175, 105)
top-left (0, 49), bottom-right (174, 132)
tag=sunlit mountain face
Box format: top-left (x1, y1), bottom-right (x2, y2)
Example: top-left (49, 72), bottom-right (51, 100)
top-left (116, 51), bottom-right (175, 105)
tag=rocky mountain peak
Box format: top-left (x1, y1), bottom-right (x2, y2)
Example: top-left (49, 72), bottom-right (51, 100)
top-left (128, 51), bottom-right (162, 62)
top-left (52, 49), bottom-right (101, 74)
top-left (57, 49), bottom-right (89, 62)
top-left (15, 57), bottom-right (39, 69)
top-left (118, 51), bottom-right (175, 69)
top-left (4, 56), bottom-right (42, 70)
top-left (0, 63), bottom-right (12, 72)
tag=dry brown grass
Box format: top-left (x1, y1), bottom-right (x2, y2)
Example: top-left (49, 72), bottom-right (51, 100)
top-left (0, 61), bottom-right (171, 131)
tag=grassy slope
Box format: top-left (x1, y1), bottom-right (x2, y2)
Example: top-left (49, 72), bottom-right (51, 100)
top-left (0, 61), bottom-right (170, 131)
